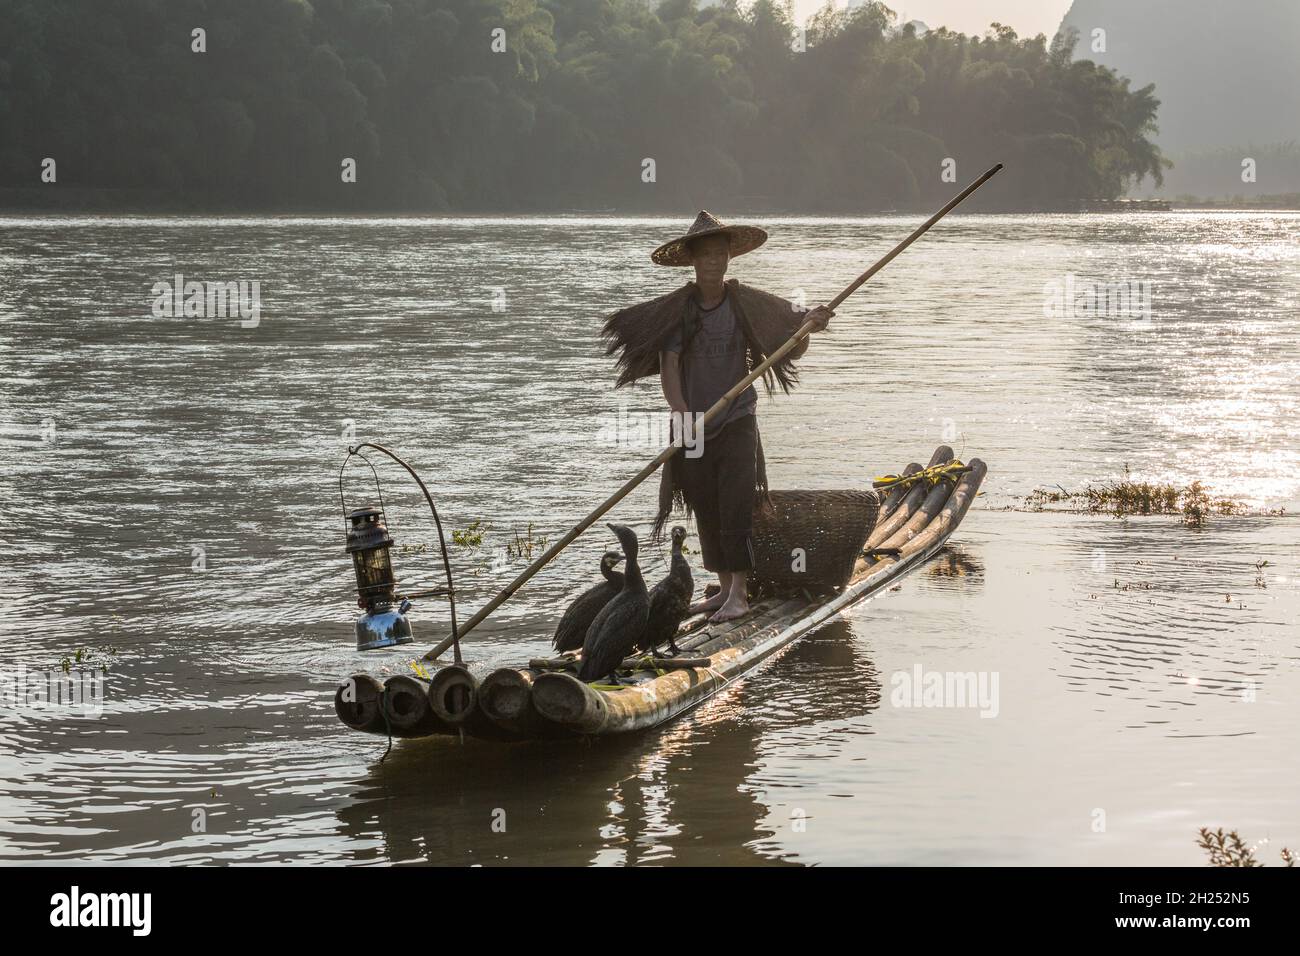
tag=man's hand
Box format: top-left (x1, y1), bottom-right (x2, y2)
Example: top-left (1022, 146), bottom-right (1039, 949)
top-left (803, 304), bottom-right (834, 332)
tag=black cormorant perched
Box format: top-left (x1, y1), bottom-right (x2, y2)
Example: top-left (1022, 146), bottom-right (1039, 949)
top-left (552, 550), bottom-right (624, 653)
top-left (639, 525), bottom-right (693, 656)
top-left (578, 523), bottom-right (649, 684)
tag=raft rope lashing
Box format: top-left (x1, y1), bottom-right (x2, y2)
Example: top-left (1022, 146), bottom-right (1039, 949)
top-left (626, 655), bottom-right (668, 677)
top-left (589, 658), bottom-right (667, 690)
top-left (872, 459), bottom-right (971, 491)
top-left (863, 547), bottom-right (902, 559)
top-left (379, 688), bottom-right (394, 763)
top-left (702, 665), bottom-right (730, 690)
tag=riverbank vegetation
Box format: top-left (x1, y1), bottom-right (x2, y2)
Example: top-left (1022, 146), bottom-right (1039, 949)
top-left (0, 0), bottom-right (1167, 212)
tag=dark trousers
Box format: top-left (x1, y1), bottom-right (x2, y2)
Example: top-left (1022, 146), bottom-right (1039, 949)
top-left (679, 414), bottom-right (757, 573)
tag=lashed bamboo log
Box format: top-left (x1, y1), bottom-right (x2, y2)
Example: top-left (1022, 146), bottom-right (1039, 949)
top-left (478, 668), bottom-right (535, 723)
top-left (874, 474), bottom-right (961, 552)
top-left (864, 475), bottom-right (926, 548)
top-left (334, 673), bottom-right (386, 733)
top-left (888, 458), bottom-right (986, 558)
top-left (426, 663), bottom-right (481, 725)
top-left (679, 598), bottom-right (803, 653)
top-left (865, 446), bottom-right (953, 548)
top-left (878, 462), bottom-right (922, 518)
top-left (381, 674), bottom-right (455, 737)
top-left (475, 667), bottom-right (571, 738)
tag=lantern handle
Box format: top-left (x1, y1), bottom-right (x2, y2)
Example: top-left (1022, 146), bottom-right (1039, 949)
top-left (337, 449), bottom-right (389, 531)
top-left (341, 442), bottom-right (462, 665)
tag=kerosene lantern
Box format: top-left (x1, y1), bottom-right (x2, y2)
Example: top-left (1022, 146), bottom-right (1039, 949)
top-left (345, 505), bottom-right (413, 650)
top-left (338, 442), bottom-right (461, 659)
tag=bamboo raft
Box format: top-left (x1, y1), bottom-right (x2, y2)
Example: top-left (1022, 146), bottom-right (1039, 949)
top-left (335, 446), bottom-right (986, 742)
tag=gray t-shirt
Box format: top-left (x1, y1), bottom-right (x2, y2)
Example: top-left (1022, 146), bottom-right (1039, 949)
top-left (664, 296), bottom-right (757, 438)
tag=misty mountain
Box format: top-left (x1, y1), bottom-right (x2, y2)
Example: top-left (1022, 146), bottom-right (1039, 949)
top-left (1058, 0), bottom-right (1300, 152)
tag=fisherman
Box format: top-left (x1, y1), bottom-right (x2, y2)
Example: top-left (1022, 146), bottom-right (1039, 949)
top-left (601, 212), bottom-right (833, 623)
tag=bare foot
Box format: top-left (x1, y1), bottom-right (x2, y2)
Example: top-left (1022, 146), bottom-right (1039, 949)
top-left (688, 591), bottom-right (725, 615)
top-left (709, 597), bottom-right (749, 623)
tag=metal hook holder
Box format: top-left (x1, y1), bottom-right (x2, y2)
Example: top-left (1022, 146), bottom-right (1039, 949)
top-left (338, 442), bottom-right (462, 665)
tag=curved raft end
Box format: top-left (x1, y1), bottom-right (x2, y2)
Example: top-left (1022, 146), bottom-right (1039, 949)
top-left (867, 443), bottom-right (950, 549)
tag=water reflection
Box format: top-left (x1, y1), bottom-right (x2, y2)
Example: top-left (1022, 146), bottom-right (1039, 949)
top-left (334, 620), bottom-right (881, 865)
top-left (1054, 517), bottom-right (1285, 715)
top-left (925, 544), bottom-right (985, 586)
top-left (2, 213), bottom-right (1298, 864)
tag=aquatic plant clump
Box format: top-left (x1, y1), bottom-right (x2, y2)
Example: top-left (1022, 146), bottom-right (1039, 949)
top-left (1197, 827), bottom-right (1295, 868)
top-left (58, 645), bottom-right (119, 676)
top-left (451, 520), bottom-right (486, 548)
top-left (1027, 473), bottom-right (1247, 526)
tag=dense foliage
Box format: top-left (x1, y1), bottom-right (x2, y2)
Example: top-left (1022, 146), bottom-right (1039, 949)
top-left (0, 0), bottom-right (1168, 211)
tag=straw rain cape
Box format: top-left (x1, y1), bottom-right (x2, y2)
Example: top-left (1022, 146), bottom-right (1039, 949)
top-left (600, 278), bottom-right (811, 539)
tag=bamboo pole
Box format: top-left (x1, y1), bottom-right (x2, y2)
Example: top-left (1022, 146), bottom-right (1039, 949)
top-left (424, 163), bottom-right (1004, 661)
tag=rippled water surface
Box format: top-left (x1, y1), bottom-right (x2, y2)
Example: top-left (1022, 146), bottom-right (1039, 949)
top-left (1, 212), bottom-right (1298, 864)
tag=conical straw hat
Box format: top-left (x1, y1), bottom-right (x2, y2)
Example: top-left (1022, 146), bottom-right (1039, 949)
top-left (650, 210), bottom-right (768, 267)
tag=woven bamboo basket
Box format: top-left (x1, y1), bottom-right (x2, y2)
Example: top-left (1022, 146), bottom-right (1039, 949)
top-left (749, 489), bottom-right (880, 596)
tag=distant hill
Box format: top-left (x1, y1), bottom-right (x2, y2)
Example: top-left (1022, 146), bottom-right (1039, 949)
top-left (1058, 0), bottom-right (1300, 152)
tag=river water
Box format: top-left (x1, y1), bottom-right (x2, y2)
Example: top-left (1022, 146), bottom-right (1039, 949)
top-left (1, 212), bottom-right (1297, 865)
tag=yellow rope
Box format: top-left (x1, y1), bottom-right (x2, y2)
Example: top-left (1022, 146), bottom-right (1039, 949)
top-left (873, 459), bottom-right (968, 491)
top-left (588, 656), bottom-right (667, 689)
top-left (627, 655), bottom-right (668, 677)
top-left (408, 660), bottom-right (431, 680)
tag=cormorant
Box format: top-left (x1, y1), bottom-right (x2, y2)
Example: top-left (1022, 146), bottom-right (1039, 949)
top-left (639, 525), bottom-right (693, 656)
top-left (578, 523), bottom-right (649, 684)
top-left (552, 550), bottom-right (624, 653)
